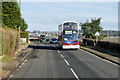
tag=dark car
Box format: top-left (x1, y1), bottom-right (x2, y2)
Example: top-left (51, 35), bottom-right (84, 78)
top-left (50, 38), bottom-right (58, 44)
top-left (40, 35), bottom-right (46, 42)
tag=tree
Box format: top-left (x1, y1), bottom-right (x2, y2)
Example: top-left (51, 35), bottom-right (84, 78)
top-left (2, 2), bottom-right (21, 29)
top-left (2, 1), bottom-right (28, 31)
top-left (20, 18), bottom-right (28, 31)
top-left (80, 18), bottom-right (106, 39)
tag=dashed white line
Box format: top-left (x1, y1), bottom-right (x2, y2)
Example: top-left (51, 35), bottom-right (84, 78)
top-left (61, 54), bottom-right (64, 58)
top-left (57, 50), bottom-right (61, 53)
top-left (21, 63), bottom-right (24, 65)
top-left (19, 66), bottom-right (22, 68)
top-left (9, 75), bottom-right (13, 78)
top-left (21, 52), bottom-right (30, 61)
top-left (70, 68), bottom-right (79, 80)
top-left (64, 59), bottom-right (70, 66)
top-left (24, 59), bottom-right (27, 62)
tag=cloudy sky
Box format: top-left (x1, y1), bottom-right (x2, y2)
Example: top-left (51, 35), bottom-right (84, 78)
top-left (21, 2), bottom-right (118, 31)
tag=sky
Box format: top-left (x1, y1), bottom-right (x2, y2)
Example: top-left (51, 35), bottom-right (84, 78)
top-left (21, 2), bottom-right (118, 31)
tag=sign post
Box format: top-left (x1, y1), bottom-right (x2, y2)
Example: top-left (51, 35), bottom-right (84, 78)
top-left (95, 31), bottom-right (100, 47)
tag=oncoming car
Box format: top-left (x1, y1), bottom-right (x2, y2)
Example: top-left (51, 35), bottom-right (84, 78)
top-left (50, 38), bottom-right (58, 44)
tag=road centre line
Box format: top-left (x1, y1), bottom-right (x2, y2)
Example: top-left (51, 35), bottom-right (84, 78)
top-left (57, 50), bottom-right (61, 53)
top-left (64, 59), bottom-right (70, 66)
top-left (61, 54), bottom-right (64, 58)
top-left (70, 68), bottom-right (80, 80)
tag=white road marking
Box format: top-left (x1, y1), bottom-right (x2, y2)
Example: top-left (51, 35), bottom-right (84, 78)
top-left (57, 50), bottom-right (61, 53)
top-left (79, 48), bottom-right (118, 66)
top-left (21, 52), bottom-right (30, 61)
top-left (52, 45), bottom-right (61, 54)
top-left (16, 69), bottom-right (19, 71)
top-left (61, 54), bottom-right (64, 58)
top-left (19, 66), bottom-right (21, 68)
top-left (64, 59), bottom-right (70, 66)
top-left (9, 75), bottom-right (13, 78)
top-left (22, 63), bottom-right (24, 65)
top-left (24, 59), bottom-right (27, 62)
top-left (70, 68), bottom-right (79, 80)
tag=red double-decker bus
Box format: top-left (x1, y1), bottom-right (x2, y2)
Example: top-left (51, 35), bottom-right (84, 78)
top-left (58, 21), bottom-right (79, 49)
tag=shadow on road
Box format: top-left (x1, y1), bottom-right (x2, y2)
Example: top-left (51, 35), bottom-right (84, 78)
top-left (28, 45), bottom-right (58, 50)
top-left (28, 45), bottom-right (78, 51)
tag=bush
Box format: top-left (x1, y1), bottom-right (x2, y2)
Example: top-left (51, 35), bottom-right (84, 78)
top-left (20, 32), bottom-right (29, 43)
top-left (97, 41), bottom-right (110, 49)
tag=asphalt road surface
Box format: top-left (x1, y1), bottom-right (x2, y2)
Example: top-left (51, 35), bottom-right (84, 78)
top-left (10, 42), bottom-right (118, 80)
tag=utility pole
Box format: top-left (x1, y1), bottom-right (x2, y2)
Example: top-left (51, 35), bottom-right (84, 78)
top-left (19, 0), bottom-right (21, 35)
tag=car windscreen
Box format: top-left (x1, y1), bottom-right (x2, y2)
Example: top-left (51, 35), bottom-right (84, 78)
top-left (51, 38), bottom-right (57, 41)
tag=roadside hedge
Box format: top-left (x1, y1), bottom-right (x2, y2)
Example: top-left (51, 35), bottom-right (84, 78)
top-left (83, 38), bottom-right (120, 54)
top-left (20, 32), bottom-right (29, 43)
top-left (83, 38), bottom-right (95, 46)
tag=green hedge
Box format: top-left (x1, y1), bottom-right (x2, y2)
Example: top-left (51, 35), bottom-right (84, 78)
top-left (83, 38), bottom-right (95, 46)
top-left (83, 38), bottom-right (120, 54)
top-left (97, 41), bottom-right (120, 53)
top-left (20, 32), bottom-right (29, 42)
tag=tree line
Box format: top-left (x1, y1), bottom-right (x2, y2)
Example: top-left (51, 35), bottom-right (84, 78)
top-left (2, 1), bottom-right (28, 31)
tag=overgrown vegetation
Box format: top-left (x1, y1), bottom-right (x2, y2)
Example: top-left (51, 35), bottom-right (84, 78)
top-left (0, 27), bottom-right (20, 57)
top-left (80, 18), bottom-right (107, 39)
top-left (0, 1), bottom-right (28, 57)
top-left (2, 1), bottom-right (28, 31)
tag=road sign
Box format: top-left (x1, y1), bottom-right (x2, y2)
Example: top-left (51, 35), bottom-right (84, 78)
top-left (95, 31), bottom-right (100, 36)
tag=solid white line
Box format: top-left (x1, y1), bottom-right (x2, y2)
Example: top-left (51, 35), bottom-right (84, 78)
top-left (64, 59), bottom-right (70, 66)
top-left (70, 68), bottom-right (79, 80)
top-left (61, 54), bottom-right (64, 58)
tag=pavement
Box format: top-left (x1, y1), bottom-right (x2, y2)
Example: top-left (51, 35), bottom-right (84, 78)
top-left (1, 43), bottom-right (34, 79)
top-left (5, 42), bottom-right (119, 80)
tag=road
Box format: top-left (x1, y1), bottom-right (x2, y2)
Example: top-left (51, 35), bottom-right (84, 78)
top-left (10, 42), bottom-right (118, 80)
